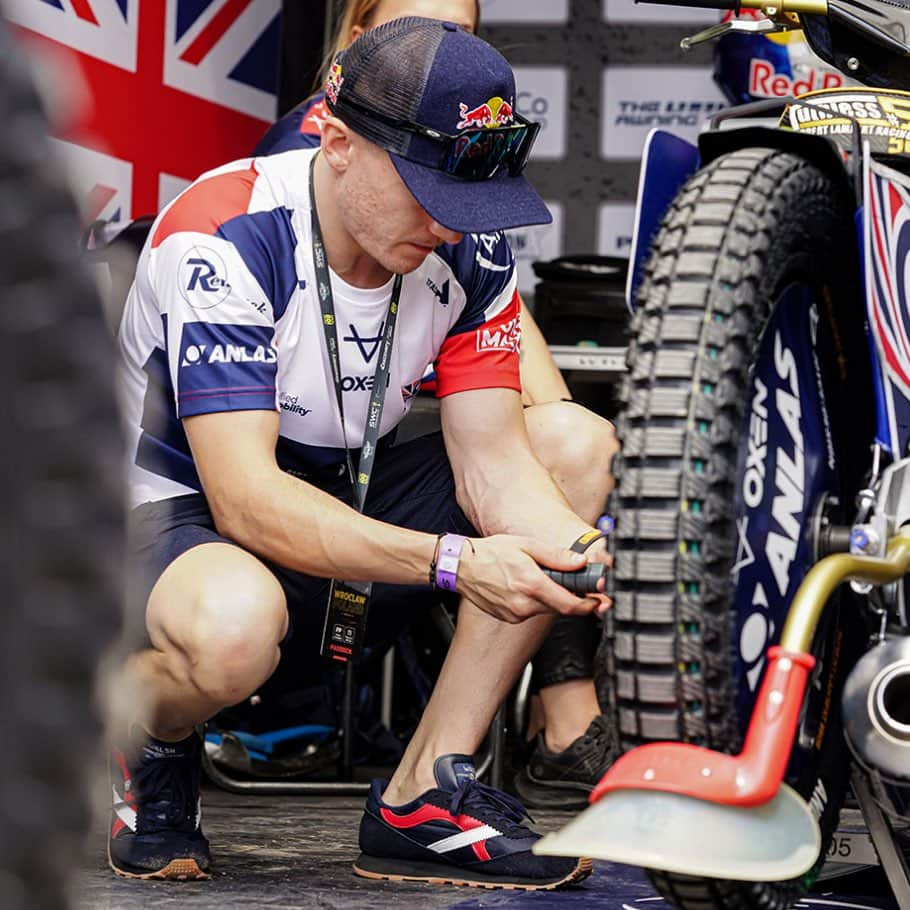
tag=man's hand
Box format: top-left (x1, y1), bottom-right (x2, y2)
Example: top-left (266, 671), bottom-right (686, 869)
top-left (454, 535), bottom-right (611, 624)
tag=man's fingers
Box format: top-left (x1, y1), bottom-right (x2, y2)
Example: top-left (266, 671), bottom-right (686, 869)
top-left (521, 538), bottom-right (587, 572)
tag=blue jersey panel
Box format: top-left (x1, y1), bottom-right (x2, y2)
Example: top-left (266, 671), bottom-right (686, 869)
top-left (176, 322), bottom-right (278, 417)
top-left (136, 344), bottom-right (202, 493)
top-left (216, 208), bottom-right (299, 319)
top-left (438, 232), bottom-right (514, 335)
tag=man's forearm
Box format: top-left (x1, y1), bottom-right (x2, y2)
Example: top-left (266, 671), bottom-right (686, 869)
top-left (212, 469), bottom-right (438, 584)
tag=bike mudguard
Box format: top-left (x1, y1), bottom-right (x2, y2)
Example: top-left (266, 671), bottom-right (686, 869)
top-left (535, 647), bottom-right (822, 881)
top-left (626, 119), bottom-right (855, 316)
top-left (625, 129), bottom-right (699, 312)
top-left (537, 533), bottom-right (910, 880)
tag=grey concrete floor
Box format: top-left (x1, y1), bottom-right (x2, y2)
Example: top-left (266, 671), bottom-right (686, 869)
top-left (73, 787), bottom-right (899, 910)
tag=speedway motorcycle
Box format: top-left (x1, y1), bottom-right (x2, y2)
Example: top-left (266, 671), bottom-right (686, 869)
top-left (536, 1), bottom-right (910, 908)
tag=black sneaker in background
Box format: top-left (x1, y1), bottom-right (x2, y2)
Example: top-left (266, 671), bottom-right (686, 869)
top-left (513, 715), bottom-right (617, 810)
top-left (109, 729), bottom-right (210, 880)
top-left (354, 753), bottom-right (592, 890)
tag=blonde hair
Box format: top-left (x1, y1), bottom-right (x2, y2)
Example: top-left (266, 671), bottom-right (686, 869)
top-left (314, 0), bottom-right (480, 93)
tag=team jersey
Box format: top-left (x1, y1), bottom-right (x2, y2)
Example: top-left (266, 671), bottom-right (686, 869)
top-left (118, 147), bottom-right (522, 508)
top-left (253, 93), bottom-right (329, 156)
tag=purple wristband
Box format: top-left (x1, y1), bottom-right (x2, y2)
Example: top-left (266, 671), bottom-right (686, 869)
top-left (435, 534), bottom-right (467, 592)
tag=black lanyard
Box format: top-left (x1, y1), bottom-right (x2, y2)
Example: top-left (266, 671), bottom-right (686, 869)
top-left (309, 155), bottom-right (401, 513)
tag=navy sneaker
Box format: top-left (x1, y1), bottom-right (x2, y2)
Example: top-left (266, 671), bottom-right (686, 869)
top-left (513, 715), bottom-right (618, 810)
top-left (108, 729), bottom-right (210, 880)
top-left (353, 754), bottom-right (592, 890)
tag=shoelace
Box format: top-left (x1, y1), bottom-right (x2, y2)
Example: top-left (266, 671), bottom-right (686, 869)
top-left (549, 717), bottom-right (617, 776)
top-left (448, 778), bottom-right (533, 835)
top-left (133, 752), bottom-right (197, 832)
top-left (579, 719), bottom-right (610, 757)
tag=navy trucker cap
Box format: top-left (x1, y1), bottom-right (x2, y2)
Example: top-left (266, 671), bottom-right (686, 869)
top-left (323, 17), bottom-right (552, 235)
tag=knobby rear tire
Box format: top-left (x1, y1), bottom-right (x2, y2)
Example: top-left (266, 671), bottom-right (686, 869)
top-left (602, 147), bottom-right (873, 909)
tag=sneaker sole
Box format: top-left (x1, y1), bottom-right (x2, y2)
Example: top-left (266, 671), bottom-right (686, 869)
top-left (108, 845), bottom-right (210, 881)
top-left (513, 773), bottom-right (593, 811)
top-left (352, 854), bottom-right (593, 890)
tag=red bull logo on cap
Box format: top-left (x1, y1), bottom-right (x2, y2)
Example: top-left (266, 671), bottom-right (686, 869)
top-left (326, 61), bottom-right (344, 104)
top-left (457, 96), bottom-right (515, 130)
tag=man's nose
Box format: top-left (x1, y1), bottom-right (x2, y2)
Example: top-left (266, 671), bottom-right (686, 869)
top-left (429, 220), bottom-right (464, 246)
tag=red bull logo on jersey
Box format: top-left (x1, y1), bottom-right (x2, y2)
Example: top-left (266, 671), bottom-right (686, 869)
top-left (457, 97), bottom-right (514, 130)
top-left (326, 61), bottom-right (344, 104)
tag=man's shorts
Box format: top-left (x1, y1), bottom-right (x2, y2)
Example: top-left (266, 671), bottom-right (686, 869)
top-left (126, 432), bottom-right (474, 649)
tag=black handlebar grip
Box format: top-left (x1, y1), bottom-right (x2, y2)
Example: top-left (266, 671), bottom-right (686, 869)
top-left (542, 563), bottom-right (608, 595)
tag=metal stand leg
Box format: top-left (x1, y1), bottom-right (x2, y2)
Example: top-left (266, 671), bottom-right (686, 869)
top-left (489, 703), bottom-right (507, 791)
top-left (851, 766), bottom-right (910, 907)
top-left (340, 662), bottom-right (355, 781)
top-left (200, 745), bottom-right (369, 795)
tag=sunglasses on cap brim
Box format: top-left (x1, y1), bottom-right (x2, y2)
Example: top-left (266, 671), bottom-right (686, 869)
top-left (332, 94), bottom-right (540, 181)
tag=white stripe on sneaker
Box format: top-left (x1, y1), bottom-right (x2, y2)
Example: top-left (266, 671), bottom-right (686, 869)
top-left (112, 784), bottom-right (137, 832)
top-left (427, 824), bottom-right (501, 854)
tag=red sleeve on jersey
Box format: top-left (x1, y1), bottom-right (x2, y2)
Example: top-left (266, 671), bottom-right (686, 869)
top-left (299, 99), bottom-right (329, 136)
top-left (151, 165), bottom-right (258, 248)
top-left (434, 289), bottom-right (522, 397)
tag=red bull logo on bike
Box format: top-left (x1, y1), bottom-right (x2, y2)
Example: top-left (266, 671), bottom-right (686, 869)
top-left (748, 60), bottom-right (842, 99)
top-left (457, 97), bottom-right (514, 130)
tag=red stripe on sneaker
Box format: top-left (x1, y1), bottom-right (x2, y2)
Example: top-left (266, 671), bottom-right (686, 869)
top-left (380, 804), bottom-right (484, 832)
top-left (473, 840), bottom-right (490, 861)
top-left (111, 816), bottom-right (127, 839)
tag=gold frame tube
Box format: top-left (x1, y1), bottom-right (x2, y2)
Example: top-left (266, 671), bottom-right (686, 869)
top-left (780, 530), bottom-right (910, 654)
top-left (738, 0), bottom-right (829, 14)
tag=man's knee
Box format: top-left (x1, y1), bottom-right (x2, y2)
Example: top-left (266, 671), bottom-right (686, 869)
top-left (150, 550), bottom-right (288, 706)
top-left (525, 401), bottom-right (619, 485)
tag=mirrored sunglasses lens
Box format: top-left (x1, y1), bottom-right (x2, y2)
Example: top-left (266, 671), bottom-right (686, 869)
top-left (444, 127), bottom-right (527, 179)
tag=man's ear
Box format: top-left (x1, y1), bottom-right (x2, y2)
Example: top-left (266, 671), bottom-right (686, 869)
top-left (320, 116), bottom-right (354, 174)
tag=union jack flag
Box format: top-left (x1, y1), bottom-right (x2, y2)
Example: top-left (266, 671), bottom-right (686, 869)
top-left (6, 0), bottom-right (281, 222)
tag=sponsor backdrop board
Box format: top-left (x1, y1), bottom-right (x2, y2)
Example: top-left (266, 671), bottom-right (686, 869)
top-left (514, 66), bottom-right (569, 160)
top-left (480, 1), bottom-right (719, 300)
top-left (602, 66), bottom-right (727, 160)
top-left (598, 202), bottom-right (636, 259)
top-left (480, 0), bottom-right (570, 23)
top-left (506, 202), bottom-right (564, 296)
top-left (603, 0), bottom-right (719, 24)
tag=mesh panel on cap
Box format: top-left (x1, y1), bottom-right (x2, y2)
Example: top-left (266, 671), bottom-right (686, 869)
top-left (329, 17), bottom-right (443, 156)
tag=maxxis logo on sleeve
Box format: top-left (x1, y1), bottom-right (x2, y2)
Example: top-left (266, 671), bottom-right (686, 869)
top-left (476, 316), bottom-right (520, 353)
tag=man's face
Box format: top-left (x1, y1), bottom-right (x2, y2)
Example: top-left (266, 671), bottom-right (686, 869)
top-left (337, 131), bottom-right (463, 276)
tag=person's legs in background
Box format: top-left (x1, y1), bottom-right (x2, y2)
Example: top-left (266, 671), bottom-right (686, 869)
top-left (517, 400), bottom-right (619, 808)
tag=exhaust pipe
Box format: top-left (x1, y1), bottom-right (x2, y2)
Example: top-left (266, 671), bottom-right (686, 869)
top-left (843, 634), bottom-right (910, 783)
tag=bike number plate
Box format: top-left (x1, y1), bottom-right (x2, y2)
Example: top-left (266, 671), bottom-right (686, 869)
top-left (826, 831), bottom-right (879, 865)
